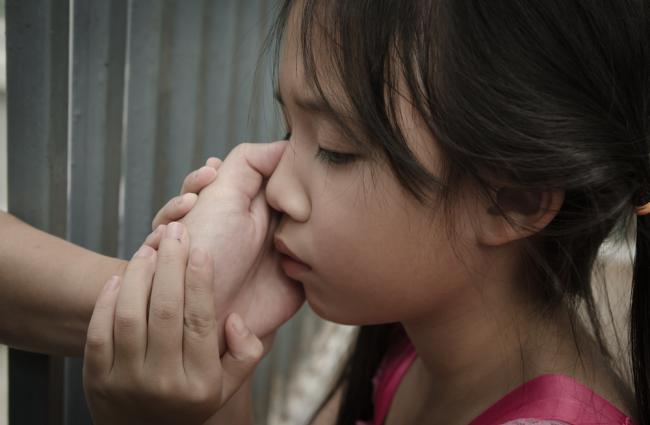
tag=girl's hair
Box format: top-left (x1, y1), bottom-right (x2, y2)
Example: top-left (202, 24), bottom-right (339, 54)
top-left (266, 1), bottom-right (650, 423)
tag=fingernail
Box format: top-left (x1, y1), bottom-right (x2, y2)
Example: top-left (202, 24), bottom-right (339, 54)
top-left (190, 247), bottom-right (207, 267)
top-left (146, 225), bottom-right (163, 242)
top-left (174, 195), bottom-right (183, 205)
top-left (166, 222), bottom-right (183, 240)
top-left (133, 245), bottom-right (154, 258)
top-left (231, 314), bottom-right (248, 336)
top-left (104, 276), bottom-right (120, 292)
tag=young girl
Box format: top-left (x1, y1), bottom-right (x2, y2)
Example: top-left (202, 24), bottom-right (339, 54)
top-left (83, 0), bottom-right (649, 424)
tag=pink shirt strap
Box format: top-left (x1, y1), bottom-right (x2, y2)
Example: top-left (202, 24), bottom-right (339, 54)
top-left (469, 374), bottom-right (633, 425)
top-left (356, 335), bottom-right (634, 425)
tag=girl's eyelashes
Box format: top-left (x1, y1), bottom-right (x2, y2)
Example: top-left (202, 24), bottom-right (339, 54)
top-left (283, 131), bottom-right (358, 166)
top-left (316, 147), bottom-right (358, 166)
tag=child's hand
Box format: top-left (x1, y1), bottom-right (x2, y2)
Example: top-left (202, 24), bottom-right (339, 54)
top-left (150, 157), bottom-right (222, 230)
top-left (83, 222), bottom-right (263, 425)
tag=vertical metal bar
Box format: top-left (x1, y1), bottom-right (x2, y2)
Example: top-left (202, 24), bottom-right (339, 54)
top-left (65, 1), bottom-right (128, 423)
top-left (152, 0), bottom-right (204, 208)
top-left (6, 0), bottom-right (69, 423)
top-left (119, 0), bottom-right (164, 257)
top-left (226, 1), bottom-right (261, 146)
top-left (68, 0), bottom-right (127, 256)
top-left (196, 0), bottom-right (238, 160)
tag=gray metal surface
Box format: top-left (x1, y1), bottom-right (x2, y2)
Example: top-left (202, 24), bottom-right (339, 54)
top-left (6, 0), bottom-right (69, 423)
top-left (66, 2), bottom-right (129, 423)
top-left (120, 0), bottom-right (165, 257)
top-left (68, 0), bottom-right (127, 256)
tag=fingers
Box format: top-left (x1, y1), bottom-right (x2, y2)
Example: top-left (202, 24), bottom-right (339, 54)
top-left (150, 159), bottom-right (222, 231)
top-left (219, 313), bottom-right (264, 401)
top-left (146, 222), bottom-right (189, 369)
top-left (182, 248), bottom-right (220, 377)
top-left (113, 245), bottom-right (157, 367)
top-left (151, 193), bottom-right (198, 231)
top-left (143, 224), bottom-right (165, 250)
top-left (84, 276), bottom-right (121, 377)
top-left (216, 141), bottom-right (287, 210)
top-left (181, 165), bottom-right (219, 196)
top-left (205, 157), bottom-right (222, 169)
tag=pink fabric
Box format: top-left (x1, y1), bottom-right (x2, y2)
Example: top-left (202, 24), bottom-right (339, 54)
top-left (356, 338), bottom-right (634, 425)
top-left (469, 374), bottom-right (633, 425)
top-left (356, 335), bottom-right (417, 425)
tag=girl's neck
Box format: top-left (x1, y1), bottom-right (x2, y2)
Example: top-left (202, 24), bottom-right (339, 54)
top-left (400, 279), bottom-right (607, 424)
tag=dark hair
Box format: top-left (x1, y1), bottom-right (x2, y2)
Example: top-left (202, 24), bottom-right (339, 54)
top-left (266, 1), bottom-right (650, 423)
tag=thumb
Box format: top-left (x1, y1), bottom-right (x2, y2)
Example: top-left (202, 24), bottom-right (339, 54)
top-left (215, 141), bottom-right (287, 207)
top-left (220, 313), bottom-right (264, 401)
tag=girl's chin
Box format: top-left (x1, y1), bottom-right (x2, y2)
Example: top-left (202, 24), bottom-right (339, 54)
top-left (303, 291), bottom-right (376, 326)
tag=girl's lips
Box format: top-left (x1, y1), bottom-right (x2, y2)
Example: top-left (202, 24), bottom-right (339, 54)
top-left (279, 254), bottom-right (312, 278)
top-left (273, 236), bottom-right (312, 271)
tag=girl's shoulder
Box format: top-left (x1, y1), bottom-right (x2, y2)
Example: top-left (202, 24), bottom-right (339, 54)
top-left (469, 374), bottom-right (634, 425)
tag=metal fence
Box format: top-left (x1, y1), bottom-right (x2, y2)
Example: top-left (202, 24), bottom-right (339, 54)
top-left (6, 0), bottom-right (335, 423)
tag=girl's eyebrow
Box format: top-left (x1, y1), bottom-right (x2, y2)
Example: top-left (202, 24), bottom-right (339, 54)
top-left (273, 88), bottom-right (339, 122)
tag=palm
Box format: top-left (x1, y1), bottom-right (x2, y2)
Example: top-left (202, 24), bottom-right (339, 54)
top-left (180, 176), bottom-right (305, 354)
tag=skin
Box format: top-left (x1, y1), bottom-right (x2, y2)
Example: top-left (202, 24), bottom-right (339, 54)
top-left (83, 143), bottom-right (306, 425)
top-left (0, 163), bottom-right (219, 356)
top-left (268, 4), bottom-right (635, 424)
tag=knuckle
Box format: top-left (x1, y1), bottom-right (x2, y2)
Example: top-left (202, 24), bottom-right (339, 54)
top-left (183, 309), bottom-right (215, 337)
top-left (114, 312), bottom-right (139, 330)
top-left (185, 383), bottom-right (219, 407)
top-left (150, 299), bottom-right (181, 322)
top-left (145, 375), bottom-right (184, 400)
top-left (156, 249), bottom-right (181, 266)
top-left (234, 142), bottom-right (252, 156)
top-left (85, 330), bottom-right (108, 351)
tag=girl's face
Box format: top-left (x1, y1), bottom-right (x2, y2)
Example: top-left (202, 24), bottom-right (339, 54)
top-left (266, 11), bottom-right (483, 326)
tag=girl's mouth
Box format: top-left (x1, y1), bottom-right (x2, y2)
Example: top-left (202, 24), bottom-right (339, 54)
top-left (274, 237), bottom-right (312, 277)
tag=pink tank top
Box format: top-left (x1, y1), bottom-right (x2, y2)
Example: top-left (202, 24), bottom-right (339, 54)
top-left (356, 338), bottom-right (634, 425)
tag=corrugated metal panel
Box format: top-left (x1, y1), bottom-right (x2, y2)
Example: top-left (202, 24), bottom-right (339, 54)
top-left (68, 0), bottom-right (127, 256)
top-left (66, 1), bottom-right (129, 422)
top-left (119, 0), bottom-right (165, 257)
top-left (6, 0), bottom-right (69, 423)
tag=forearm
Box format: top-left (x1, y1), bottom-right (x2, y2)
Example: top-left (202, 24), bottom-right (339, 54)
top-left (0, 211), bottom-right (127, 356)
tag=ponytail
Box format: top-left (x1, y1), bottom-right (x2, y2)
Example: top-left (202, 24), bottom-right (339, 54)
top-left (631, 187), bottom-right (650, 425)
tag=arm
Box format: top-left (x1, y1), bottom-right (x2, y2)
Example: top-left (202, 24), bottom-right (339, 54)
top-left (0, 210), bottom-right (126, 356)
top-left (0, 162), bottom-right (219, 356)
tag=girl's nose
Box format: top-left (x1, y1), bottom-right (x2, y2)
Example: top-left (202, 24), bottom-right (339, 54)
top-left (265, 145), bottom-right (311, 222)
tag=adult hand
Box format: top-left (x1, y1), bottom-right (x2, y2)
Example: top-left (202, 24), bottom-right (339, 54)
top-left (83, 223), bottom-right (262, 425)
top-left (179, 141), bottom-right (305, 355)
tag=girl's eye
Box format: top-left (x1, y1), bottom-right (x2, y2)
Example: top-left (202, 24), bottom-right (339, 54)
top-left (283, 131), bottom-right (357, 166)
top-left (316, 147), bottom-right (358, 166)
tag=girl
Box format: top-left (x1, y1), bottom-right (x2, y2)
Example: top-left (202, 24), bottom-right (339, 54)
top-left (83, 0), bottom-right (649, 424)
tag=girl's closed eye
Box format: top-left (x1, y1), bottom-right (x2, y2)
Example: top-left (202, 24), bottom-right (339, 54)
top-left (283, 131), bottom-right (359, 166)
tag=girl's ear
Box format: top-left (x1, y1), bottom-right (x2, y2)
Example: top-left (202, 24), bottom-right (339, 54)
top-left (475, 187), bottom-right (565, 247)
